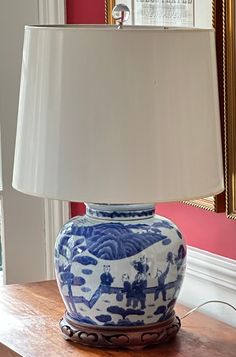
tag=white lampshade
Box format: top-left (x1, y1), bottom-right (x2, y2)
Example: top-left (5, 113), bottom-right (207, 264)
top-left (13, 25), bottom-right (224, 203)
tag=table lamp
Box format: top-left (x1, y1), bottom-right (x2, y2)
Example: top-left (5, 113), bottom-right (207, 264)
top-left (13, 7), bottom-right (224, 349)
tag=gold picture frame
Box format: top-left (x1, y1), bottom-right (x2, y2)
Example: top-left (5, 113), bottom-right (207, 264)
top-left (186, 0), bottom-right (226, 213)
top-left (105, 0), bottom-right (116, 25)
top-left (224, 0), bottom-right (236, 218)
top-left (105, 0), bottom-right (236, 217)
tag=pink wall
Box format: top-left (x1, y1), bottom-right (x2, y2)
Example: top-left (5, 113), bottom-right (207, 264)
top-left (66, 0), bottom-right (105, 24)
top-left (67, 0), bottom-right (236, 261)
top-left (157, 203), bottom-right (236, 260)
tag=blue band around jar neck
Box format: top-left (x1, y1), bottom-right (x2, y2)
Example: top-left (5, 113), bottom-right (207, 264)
top-left (86, 203), bottom-right (155, 221)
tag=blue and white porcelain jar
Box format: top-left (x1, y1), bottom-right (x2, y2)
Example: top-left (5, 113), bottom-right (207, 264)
top-left (55, 204), bottom-right (186, 342)
top-left (55, 203), bottom-right (186, 334)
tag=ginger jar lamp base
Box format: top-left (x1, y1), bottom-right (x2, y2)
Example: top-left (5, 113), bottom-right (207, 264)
top-left (55, 203), bottom-right (186, 349)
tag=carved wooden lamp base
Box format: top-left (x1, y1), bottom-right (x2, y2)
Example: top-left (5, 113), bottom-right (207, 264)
top-left (60, 311), bottom-right (181, 349)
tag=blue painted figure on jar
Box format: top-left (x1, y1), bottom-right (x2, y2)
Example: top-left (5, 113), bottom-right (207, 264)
top-left (100, 265), bottom-right (114, 288)
top-left (122, 273), bottom-right (134, 307)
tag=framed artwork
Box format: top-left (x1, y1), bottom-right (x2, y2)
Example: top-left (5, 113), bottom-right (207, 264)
top-left (134, 0), bottom-right (194, 27)
top-left (106, 0), bottom-right (208, 27)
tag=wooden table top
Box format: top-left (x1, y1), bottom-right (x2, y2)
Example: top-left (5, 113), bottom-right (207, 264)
top-left (0, 280), bottom-right (235, 357)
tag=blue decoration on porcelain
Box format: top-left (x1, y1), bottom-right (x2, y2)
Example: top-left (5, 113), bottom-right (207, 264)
top-left (55, 204), bottom-right (186, 327)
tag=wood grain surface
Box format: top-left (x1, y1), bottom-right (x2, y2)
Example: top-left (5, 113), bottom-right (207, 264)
top-left (0, 280), bottom-right (235, 357)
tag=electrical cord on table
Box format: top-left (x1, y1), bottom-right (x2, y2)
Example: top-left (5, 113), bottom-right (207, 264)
top-left (180, 300), bottom-right (236, 320)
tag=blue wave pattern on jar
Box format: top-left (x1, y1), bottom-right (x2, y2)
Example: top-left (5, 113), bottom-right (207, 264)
top-left (55, 204), bottom-right (186, 327)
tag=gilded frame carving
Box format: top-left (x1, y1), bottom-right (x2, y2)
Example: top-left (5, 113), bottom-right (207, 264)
top-left (224, 0), bottom-right (236, 218)
top-left (105, 0), bottom-right (116, 25)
